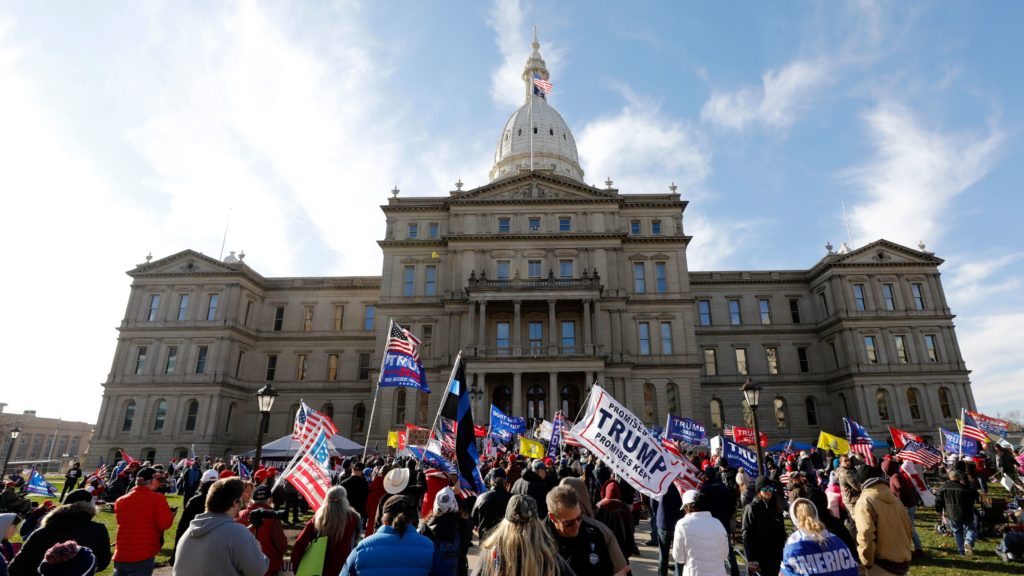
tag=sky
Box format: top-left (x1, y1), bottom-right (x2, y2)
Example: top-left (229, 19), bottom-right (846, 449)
top-left (0, 1), bottom-right (1021, 424)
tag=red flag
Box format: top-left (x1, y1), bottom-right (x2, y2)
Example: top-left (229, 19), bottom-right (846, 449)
top-left (474, 425), bottom-right (488, 438)
top-left (282, 431), bottom-right (333, 510)
top-left (888, 426), bottom-right (923, 450)
top-left (731, 426), bottom-right (768, 448)
top-left (120, 450), bottom-right (139, 465)
top-left (396, 431), bottom-right (407, 450)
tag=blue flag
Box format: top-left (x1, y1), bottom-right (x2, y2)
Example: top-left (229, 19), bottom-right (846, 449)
top-left (722, 437), bottom-right (759, 477)
top-left (547, 412), bottom-right (564, 459)
top-left (490, 405), bottom-right (525, 441)
top-left (238, 460), bottom-right (251, 480)
top-left (379, 321), bottom-right (430, 392)
top-left (941, 428), bottom-right (978, 456)
top-left (665, 415), bottom-right (706, 445)
top-left (25, 468), bottom-right (58, 497)
top-left (439, 356), bottom-right (486, 494)
top-left (404, 445), bottom-right (458, 475)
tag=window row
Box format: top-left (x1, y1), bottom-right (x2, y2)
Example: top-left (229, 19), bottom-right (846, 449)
top-left (263, 351), bottom-right (375, 382)
top-left (850, 279), bottom-right (930, 312)
top-left (708, 395), bottom-right (821, 430)
top-left (145, 292), bottom-right (220, 322)
top-left (702, 345), bottom-right (811, 376)
top-left (696, 297), bottom-right (803, 327)
top-left (120, 398), bottom-right (199, 433)
top-left (405, 222), bottom-right (441, 239)
top-left (11, 434), bottom-right (84, 459)
top-left (270, 303), bottom-right (375, 332)
top-left (493, 215), bottom-right (574, 234)
top-left (873, 386), bottom-right (958, 422)
top-left (637, 322), bottom-right (675, 356)
top-left (633, 261), bottom-right (669, 294)
top-left (481, 258), bottom-right (582, 281)
top-left (862, 333), bottom-right (941, 365)
top-left (629, 219), bottom-right (663, 236)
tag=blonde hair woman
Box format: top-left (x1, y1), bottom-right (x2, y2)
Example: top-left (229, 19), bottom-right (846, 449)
top-left (292, 485), bottom-right (360, 576)
top-left (473, 494), bottom-right (573, 576)
top-left (780, 498), bottom-right (859, 576)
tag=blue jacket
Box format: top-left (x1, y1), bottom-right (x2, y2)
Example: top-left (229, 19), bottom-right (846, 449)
top-left (656, 483), bottom-right (683, 531)
top-left (341, 525), bottom-right (439, 576)
top-left (780, 530), bottom-right (858, 576)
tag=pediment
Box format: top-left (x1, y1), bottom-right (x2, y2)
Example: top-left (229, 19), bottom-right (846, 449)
top-left (452, 173), bottom-right (617, 203)
top-left (128, 249), bottom-right (242, 277)
top-left (831, 239), bottom-right (944, 266)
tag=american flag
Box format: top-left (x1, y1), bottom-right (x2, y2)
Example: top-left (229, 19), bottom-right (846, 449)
top-left (673, 457), bottom-right (703, 494)
top-left (387, 321), bottom-right (422, 362)
top-left (844, 418), bottom-right (877, 466)
top-left (292, 401), bottom-right (338, 442)
top-left (532, 73), bottom-right (553, 95)
top-left (897, 441), bottom-right (942, 468)
top-left (438, 419), bottom-right (457, 455)
top-left (661, 437), bottom-right (683, 458)
top-left (283, 430), bottom-right (333, 510)
top-left (960, 409), bottom-right (989, 443)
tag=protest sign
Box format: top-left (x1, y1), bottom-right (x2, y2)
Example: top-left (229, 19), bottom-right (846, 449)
top-left (490, 405), bottom-right (526, 440)
top-left (665, 414), bottom-right (706, 445)
top-left (719, 436), bottom-right (759, 476)
top-left (536, 420), bottom-right (553, 441)
top-left (731, 425), bottom-right (768, 447)
top-left (405, 425), bottom-right (430, 447)
top-left (941, 428), bottom-right (977, 456)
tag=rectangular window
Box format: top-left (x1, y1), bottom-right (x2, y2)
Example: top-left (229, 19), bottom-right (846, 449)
top-left (559, 259), bottom-right (573, 278)
top-left (422, 325), bottom-right (433, 340)
top-left (358, 353), bottom-right (370, 380)
top-left (924, 334), bottom-right (939, 362)
top-left (633, 262), bottom-right (646, 294)
top-left (333, 305), bottom-right (344, 331)
top-left (265, 354), bottom-right (277, 381)
top-left (789, 298), bottom-right (801, 323)
top-left (496, 321), bottom-right (510, 352)
top-left (729, 299), bottom-right (742, 325)
top-left (818, 292), bottom-right (830, 316)
top-left (638, 322), bottom-right (651, 355)
top-left (853, 284), bottom-right (866, 311)
top-left (703, 349), bottom-right (718, 375)
top-left (206, 294), bottom-right (219, 321)
top-left (244, 301), bottom-right (252, 326)
top-left (148, 294), bottom-right (160, 321)
top-left (561, 321), bottom-right (576, 352)
top-left (882, 283), bottom-right (896, 310)
top-left (403, 265), bottom-right (415, 296)
top-left (528, 322), bottom-right (543, 353)
top-left (735, 348), bottom-right (748, 375)
top-left (528, 217), bottom-right (541, 232)
top-left (864, 336), bottom-right (878, 364)
top-left (235, 350), bottom-right (245, 378)
top-left (830, 342), bottom-right (839, 369)
top-left (69, 437), bottom-right (80, 456)
top-left (698, 300), bottom-right (712, 326)
top-left (134, 347), bottom-right (147, 375)
top-left (797, 347), bottom-right (810, 373)
top-left (765, 346), bottom-right (779, 374)
top-left (654, 262), bottom-right (667, 293)
top-left (408, 223), bottom-right (418, 238)
top-left (327, 354), bottom-right (339, 381)
top-left (911, 283), bottom-right (925, 310)
top-left (651, 220), bottom-right (662, 235)
top-left (894, 335), bottom-right (909, 364)
top-left (177, 294), bottom-right (189, 321)
top-left (424, 266), bottom-right (437, 296)
top-left (558, 216), bottom-right (571, 232)
top-left (274, 306), bottom-right (285, 331)
top-left (296, 353), bottom-right (308, 380)
top-left (363, 304), bottom-right (376, 331)
top-left (497, 260), bottom-right (511, 280)
top-left (528, 260), bottom-right (542, 278)
top-left (164, 346), bottom-right (177, 374)
top-left (630, 220), bottom-right (641, 235)
top-left (303, 305), bottom-right (314, 331)
top-left (195, 345), bottom-right (208, 374)
top-left (498, 217), bottom-right (511, 233)
top-left (758, 299), bottom-right (772, 324)
top-left (428, 222), bottom-right (439, 238)
top-left (660, 322), bottom-right (673, 355)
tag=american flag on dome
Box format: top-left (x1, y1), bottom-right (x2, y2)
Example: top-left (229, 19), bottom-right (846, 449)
top-left (282, 429), bottom-right (333, 510)
top-left (379, 320), bottom-right (430, 392)
top-left (897, 441), bottom-right (942, 469)
top-left (960, 409), bottom-right (990, 443)
top-left (844, 418), bottom-right (877, 466)
top-left (532, 72), bottom-right (552, 95)
top-left (292, 401), bottom-right (338, 443)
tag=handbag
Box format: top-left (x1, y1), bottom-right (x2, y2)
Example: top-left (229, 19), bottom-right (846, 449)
top-left (295, 535), bottom-right (328, 576)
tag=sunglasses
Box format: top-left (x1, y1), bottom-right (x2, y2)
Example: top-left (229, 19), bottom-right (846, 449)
top-left (555, 514), bottom-right (582, 527)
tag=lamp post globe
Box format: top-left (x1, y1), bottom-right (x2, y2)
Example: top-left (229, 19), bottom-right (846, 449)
top-left (739, 377), bottom-right (765, 476)
top-left (253, 385), bottom-right (279, 470)
top-left (2, 426), bottom-right (20, 478)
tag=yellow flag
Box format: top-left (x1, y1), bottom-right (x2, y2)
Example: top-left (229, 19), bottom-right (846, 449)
top-left (431, 251), bottom-right (440, 260)
top-left (817, 431), bottom-right (850, 455)
top-left (519, 437), bottom-right (545, 459)
top-left (387, 431), bottom-right (399, 448)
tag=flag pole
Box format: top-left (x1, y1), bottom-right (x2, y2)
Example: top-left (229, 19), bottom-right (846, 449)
top-left (959, 408), bottom-right (965, 459)
top-left (272, 419), bottom-right (323, 491)
top-left (422, 351), bottom-right (463, 465)
top-left (529, 90), bottom-right (534, 172)
top-left (363, 319), bottom-right (395, 460)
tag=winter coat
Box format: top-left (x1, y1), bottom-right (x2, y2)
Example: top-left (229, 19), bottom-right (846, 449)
top-left (112, 485), bottom-right (175, 563)
top-left (237, 502), bottom-right (287, 576)
top-left (852, 479), bottom-right (913, 572)
top-left (291, 512), bottom-right (359, 576)
top-left (470, 487), bottom-right (511, 541)
top-left (672, 510), bottom-right (729, 576)
top-left (546, 516), bottom-right (628, 576)
top-left (8, 502), bottom-right (112, 576)
top-left (364, 474), bottom-right (386, 537)
top-left (835, 466), bottom-right (861, 511)
top-left (780, 530), bottom-right (858, 576)
top-left (341, 473), bottom-right (370, 518)
top-left (0, 490), bottom-right (29, 515)
top-left (806, 486), bottom-right (856, 558)
top-left (595, 482), bottom-right (636, 559)
top-left (511, 470), bottom-right (549, 518)
top-left (418, 512), bottom-right (472, 576)
top-left (887, 469), bottom-right (921, 509)
top-left (741, 497), bottom-right (787, 576)
top-left (656, 483), bottom-right (683, 532)
top-left (173, 512), bottom-right (268, 576)
top-left (935, 479), bottom-right (977, 523)
top-left (341, 524), bottom-right (438, 576)
top-left (701, 477), bottom-right (738, 534)
top-left (422, 471), bottom-right (452, 519)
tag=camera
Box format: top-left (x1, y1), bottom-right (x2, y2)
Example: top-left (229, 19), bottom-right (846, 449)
top-left (247, 508), bottom-right (289, 528)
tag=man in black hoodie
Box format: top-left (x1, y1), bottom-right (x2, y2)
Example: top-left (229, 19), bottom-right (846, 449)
top-left (936, 469), bottom-right (978, 557)
top-left (8, 490), bottom-right (111, 575)
top-left (701, 467), bottom-right (739, 576)
top-left (741, 476), bottom-right (787, 576)
top-left (512, 460), bottom-right (550, 518)
top-left (471, 468), bottom-right (511, 542)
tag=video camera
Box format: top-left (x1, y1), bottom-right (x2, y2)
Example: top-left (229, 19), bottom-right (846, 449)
top-left (247, 508), bottom-right (289, 528)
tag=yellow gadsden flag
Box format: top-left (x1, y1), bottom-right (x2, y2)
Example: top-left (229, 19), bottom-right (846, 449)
top-left (817, 431), bottom-right (850, 455)
top-left (387, 431), bottom-right (399, 448)
top-left (519, 437), bottom-right (545, 459)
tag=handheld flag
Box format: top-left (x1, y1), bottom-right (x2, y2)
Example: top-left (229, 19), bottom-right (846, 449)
top-left (817, 431), bottom-right (850, 455)
top-left (438, 355), bottom-right (486, 494)
top-left (888, 426), bottom-right (923, 450)
top-left (519, 437), bottom-right (545, 459)
top-left (844, 418), bottom-right (876, 466)
top-left (379, 321), bottom-right (430, 392)
top-left (960, 409), bottom-right (990, 443)
top-left (719, 437), bottom-right (759, 477)
top-left (728, 425), bottom-right (768, 448)
top-left (292, 402), bottom-right (338, 443)
top-left (665, 415), bottom-right (706, 445)
top-left (966, 409), bottom-right (1009, 438)
top-left (387, 431), bottom-right (399, 448)
top-left (547, 412), bottom-right (565, 459)
top-left (282, 429), bottom-right (333, 510)
top-left (897, 441), bottom-right (942, 469)
top-left (490, 405), bottom-right (526, 441)
top-left (238, 460), bottom-right (251, 480)
top-left (25, 468), bottom-right (58, 497)
top-left (119, 450), bottom-right (139, 465)
top-left (941, 428), bottom-right (977, 456)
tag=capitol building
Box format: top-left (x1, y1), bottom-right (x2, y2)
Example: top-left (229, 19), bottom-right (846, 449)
top-left (88, 38), bottom-right (974, 465)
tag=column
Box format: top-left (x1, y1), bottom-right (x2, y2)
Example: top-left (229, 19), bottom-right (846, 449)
top-left (592, 300), bottom-right (604, 353)
top-left (583, 300), bottom-right (593, 354)
top-left (467, 302), bottom-right (476, 354)
top-left (513, 373), bottom-right (524, 417)
top-left (549, 372), bottom-right (559, 417)
top-left (548, 300), bottom-right (557, 354)
top-left (476, 372), bottom-right (487, 415)
top-left (478, 301), bottom-right (487, 354)
top-left (513, 300), bottom-right (522, 355)
top-left (611, 310), bottom-right (622, 361)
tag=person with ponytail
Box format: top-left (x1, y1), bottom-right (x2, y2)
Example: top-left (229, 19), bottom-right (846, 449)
top-left (292, 485), bottom-right (360, 576)
top-left (472, 494), bottom-right (575, 576)
top-left (341, 495), bottom-right (439, 576)
top-left (780, 498), bottom-right (858, 576)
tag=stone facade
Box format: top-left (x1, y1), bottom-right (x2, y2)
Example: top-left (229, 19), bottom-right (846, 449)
top-left (0, 405), bottom-right (94, 473)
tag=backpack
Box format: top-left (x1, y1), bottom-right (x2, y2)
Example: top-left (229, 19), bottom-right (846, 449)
top-left (430, 526), bottom-right (462, 576)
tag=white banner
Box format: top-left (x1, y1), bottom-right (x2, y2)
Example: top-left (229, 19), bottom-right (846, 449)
top-left (569, 385), bottom-right (685, 499)
top-left (536, 420), bottom-right (553, 441)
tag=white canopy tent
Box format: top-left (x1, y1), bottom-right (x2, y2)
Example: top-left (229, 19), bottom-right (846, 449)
top-left (240, 433), bottom-right (364, 459)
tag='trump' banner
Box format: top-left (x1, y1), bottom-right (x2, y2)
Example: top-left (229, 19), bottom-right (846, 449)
top-left (719, 436), bottom-right (759, 477)
top-left (665, 414), bottom-right (706, 445)
top-left (731, 425), bottom-right (769, 448)
top-left (941, 428), bottom-right (977, 456)
top-left (569, 385), bottom-right (685, 499)
top-left (490, 405), bottom-right (526, 440)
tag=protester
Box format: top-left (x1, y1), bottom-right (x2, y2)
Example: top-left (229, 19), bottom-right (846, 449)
top-left (419, 487), bottom-right (472, 576)
top-left (656, 482), bottom-right (683, 576)
top-left (559, 477), bottom-right (595, 519)
top-left (171, 470), bottom-right (217, 565)
top-left (340, 461), bottom-right (370, 522)
top-left (341, 495), bottom-right (438, 576)
top-left (852, 466), bottom-right (912, 576)
top-left (741, 477), bottom-right (787, 576)
top-left (36, 541), bottom-right (97, 576)
top-left (473, 494), bottom-right (574, 576)
top-left (237, 485), bottom-right (287, 576)
top-left (935, 470), bottom-right (978, 557)
top-left (364, 463), bottom-right (391, 537)
top-left (781, 498), bottom-right (858, 576)
top-left (805, 485), bottom-right (856, 559)
top-left (292, 485), bottom-right (360, 576)
top-left (882, 459), bottom-right (924, 558)
top-left (172, 477), bottom-right (268, 576)
top-left (595, 481), bottom-right (636, 562)
top-left (472, 468), bottom-right (512, 543)
top-left (699, 468), bottom-right (739, 576)
top-left (112, 467), bottom-right (175, 576)
top-left (18, 501), bottom-right (55, 540)
top-left (0, 483), bottom-right (30, 516)
top-left (512, 461), bottom-right (550, 519)
top-left (672, 490), bottom-right (728, 576)
top-left (0, 514), bottom-right (21, 566)
top-left (178, 461), bottom-right (202, 504)
top-left (60, 463), bottom-right (83, 503)
top-left (835, 456), bottom-right (861, 533)
top-left (8, 490), bottom-right (111, 576)
top-left (544, 485), bottom-right (628, 576)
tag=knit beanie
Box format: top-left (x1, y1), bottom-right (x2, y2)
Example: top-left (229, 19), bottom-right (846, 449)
top-left (38, 541), bottom-right (97, 576)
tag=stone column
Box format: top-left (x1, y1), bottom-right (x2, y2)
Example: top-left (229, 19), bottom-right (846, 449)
top-left (513, 372), bottom-right (524, 417)
top-left (467, 302), bottom-right (476, 354)
top-left (548, 300), bottom-right (557, 354)
top-left (478, 301), bottom-right (488, 355)
top-left (592, 300), bottom-right (604, 353)
top-left (549, 372), bottom-right (559, 418)
top-left (583, 300), bottom-right (593, 354)
top-left (513, 300), bottom-right (522, 355)
top-left (611, 310), bottom-right (622, 361)
top-left (476, 372), bottom-right (487, 415)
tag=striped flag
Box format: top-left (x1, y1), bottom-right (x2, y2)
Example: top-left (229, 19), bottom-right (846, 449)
top-left (282, 429), bottom-right (333, 510)
top-left (437, 420), bottom-right (457, 456)
top-left (672, 457), bottom-right (703, 494)
top-left (379, 321), bottom-right (430, 392)
top-left (966, 409), bottom-right (1009, 438)
top-left (844, 418), bottom-right (876, 466)
top-left (888, 426), bottom-right (923, 450)
top-left (897, 441), bottom-right (942, 468)
top-left (532, 72), bottom-right (552, 95)
top-left (386, 321), bottom-right (422, 361)
top-left (292, 401), bottom-right (338, 443)
top-left (960, 409), bottom-right (989, 443)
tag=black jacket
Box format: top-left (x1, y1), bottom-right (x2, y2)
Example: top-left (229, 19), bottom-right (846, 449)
top-left (545, 516), bottom-right (615, 576)
top-left (511, 470), bottom-right (549, 518)
top-left (700, 477), bottom-right (738, 533)
top-left (471, 487), bottom-right (512, 541)
top-left (8, 502), bottom-right (112, 576)
top-left (171, 480), bottom-right (213, 564)
top-left (418, 511), bottom-right (473, 576)
top-left (935, 480), bottom-right (977, 523)
top-left (741, 496), bottom-right (787, 572)
top-left (340, 474), bottom-right (369, 518)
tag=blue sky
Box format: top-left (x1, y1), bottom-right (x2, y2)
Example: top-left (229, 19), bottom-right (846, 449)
top-left (0, 1), bottom-right (1020, 424)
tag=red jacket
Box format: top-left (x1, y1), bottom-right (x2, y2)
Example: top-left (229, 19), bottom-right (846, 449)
top-left (292, 513), bottom-right (358, 576)
top-left (238, 502), bottom-right (287, 576)
top-left (113, 486), bottom-right (175, 563)
top-left (364, 476), bottom-right (385, 537)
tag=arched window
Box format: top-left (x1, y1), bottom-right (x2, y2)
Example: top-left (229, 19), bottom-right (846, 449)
top-left (667, 382), bottom-right (679, 416)
top-left (143, 448), bottom-right (156, 463)
top-left (184, 400), bottom-right (199, 431)
top-left (560, 385), bottom-right (580, 416)
top-left (938, 387), bottom-right (953, 419)
top-left (906, 389), bottom-right (922, 420)
top-left (493, 385), bottom-right (512, 416)
top-left (805, 397), bottom-right (818, 426)
top-left (394, 391), bottom-right (407, 424)
top-left (710, 398), bottom-right (724, 429)
top-left (527, 386), bottom-right (546, 423)
top-left (876, 389), bottom-right (891, 421)
top-left (322, 403), bottom-right (335, 420)
top-left (742, 399), bottom-right (754, 427)
top-left (109, 448), bottom-right (122, 463)
top-left (152, 400), bottom-right (167, 431)
top-left (174, 447), bottom-right (188, 460)
top-left (417, 392), bottom-right (429, 424)
top-left (352, 403), bottom-right (367, 435)
top-left (224, 402), bottom-right (236, 433)
top-left (774, 397), bottom-right (788, 428)
top-left (643, 383), bottom-right (657, 424)
top-left (837, 393), bottom-right (850, 417)
top-left (121, 401), bottom-right (136, 432)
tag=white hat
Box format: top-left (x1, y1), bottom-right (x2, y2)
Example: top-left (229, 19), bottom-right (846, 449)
top-left (433, 487), bottom-right (459, 514)
top-left (681, 489), bottom-right (700, 508)
top-left (385, 467), bottom-right (410, 495)
top-left (200, 469), bottom-right (219, 483)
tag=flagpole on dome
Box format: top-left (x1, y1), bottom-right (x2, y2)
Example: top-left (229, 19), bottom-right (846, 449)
top-left (362, 318), bottom-right (395, 460)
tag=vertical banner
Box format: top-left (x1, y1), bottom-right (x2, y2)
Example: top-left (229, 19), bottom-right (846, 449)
top-left (547, 412), bottom-right (564, 459)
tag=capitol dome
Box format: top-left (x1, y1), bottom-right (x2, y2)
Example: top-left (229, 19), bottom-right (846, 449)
top-left (489, 34), bottom-right (584, 183)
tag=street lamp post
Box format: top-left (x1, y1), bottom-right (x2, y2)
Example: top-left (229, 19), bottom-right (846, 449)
top-left (253, 385), bottom-right (279, 469)
top-left (2, 426), bottom-right (21, 478)
top-left (740, 377), bottom-right (765, 477)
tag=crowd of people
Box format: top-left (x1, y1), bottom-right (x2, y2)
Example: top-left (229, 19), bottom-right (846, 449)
top-left (0, 440), bottom-right (1022, 576)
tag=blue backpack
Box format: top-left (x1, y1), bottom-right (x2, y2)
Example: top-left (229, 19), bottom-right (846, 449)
top-left (431, 528), bottom-right (462, 576)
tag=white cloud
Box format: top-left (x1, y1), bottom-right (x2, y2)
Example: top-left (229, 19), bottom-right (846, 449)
top-left (957, 313), bottom-right (1024, 410)
top-left (945, 254), bottom-right (1022, 307)
top-left (701, 59), bottom-right (831, 132)
top-left (487, 0), bottom-right (527, 109)
top-left (842, 101), bottom-right (1003, 247)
